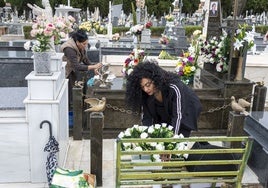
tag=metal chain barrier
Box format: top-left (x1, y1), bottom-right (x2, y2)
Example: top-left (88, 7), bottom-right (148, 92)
top-left (83, 90), bottom-right (254, 116)
top-left (201, 94), bottom-right (254, 115)
top-left (106, 103), bottom-right (139, 116)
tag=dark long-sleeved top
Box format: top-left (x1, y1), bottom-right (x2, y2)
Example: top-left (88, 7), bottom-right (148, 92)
top-left (142, 81), bottom-right (202, 135)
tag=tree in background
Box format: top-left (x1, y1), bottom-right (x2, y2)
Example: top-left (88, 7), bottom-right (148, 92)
top-left (5, 0), bottom-right (268, 22)
top-left (0, 0), bottom-right (5, 7)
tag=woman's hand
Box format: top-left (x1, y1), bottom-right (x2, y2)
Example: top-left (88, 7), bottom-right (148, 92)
top-left (93, 63), bottom-right (103, 75)
top-left (94, 63), bottom-right (103, 69)
top-left (88, 63), bottom-right (102, 73)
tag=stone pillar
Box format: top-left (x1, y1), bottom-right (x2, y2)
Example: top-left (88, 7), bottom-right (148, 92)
top-left (90, 112), bottom-right (104, 186)
top-left (73, 87), bottom-right (83, 140)
top-left (24, 60), bottom-right (69, 183)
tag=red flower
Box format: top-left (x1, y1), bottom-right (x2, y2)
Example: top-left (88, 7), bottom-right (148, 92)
top-left (145, 21), bottom-right (152, 29)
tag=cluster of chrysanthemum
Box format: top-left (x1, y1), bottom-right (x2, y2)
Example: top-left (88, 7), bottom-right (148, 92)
top-left (79, 20), bottom-right (105, 34)
top-left (118, 123), bottom-right (188, 162)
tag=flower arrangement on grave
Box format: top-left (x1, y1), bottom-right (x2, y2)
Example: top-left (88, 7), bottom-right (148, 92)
top-left (79, 21), bottom-right (105, 34)
top-left (128, 24), bottom-right (144, 36)
top-left (233, 24), bottom-right (254, 57)
top-left (118, 123), bottom-right (188, 162)
top-left (159, 34), bottom-right (170, 45)
top-left (53, 15), bottom-right (76, 45)
top-left (145, 21), bottom-right (153, 29)
top-left (158, 50), bottom-right (178, 60)
top-left (122, 48), bottom-right (145, 77)
top-left (198, 32), bottom-right (230, 73)
top-left (165, 14), bottom-right (174, 22)
top-left (175, 51), bottom-right (199, 85)
top-left (24, 15), bottom-right (75, 52)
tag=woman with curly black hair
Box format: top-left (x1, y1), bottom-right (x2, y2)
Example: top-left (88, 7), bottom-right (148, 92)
top-left (125, 59), bottom-right (202, 137)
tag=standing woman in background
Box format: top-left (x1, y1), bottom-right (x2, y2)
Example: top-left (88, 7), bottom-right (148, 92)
top-left (61, 29), bottom-right (102, 110)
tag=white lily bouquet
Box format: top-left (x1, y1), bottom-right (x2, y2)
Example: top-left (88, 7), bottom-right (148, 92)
top-left (118, 123), bottom-right (189, 162)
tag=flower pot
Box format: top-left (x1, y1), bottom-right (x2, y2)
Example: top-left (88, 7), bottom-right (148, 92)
top-left (51, 53), bottom-right (64, 72)
top-left (235, 56), bottom-right (244, 81)
top-left (33, 52), bottom-right (53, 76)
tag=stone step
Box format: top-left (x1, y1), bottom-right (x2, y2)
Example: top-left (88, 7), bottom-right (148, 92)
top-left (0, 109), bottom-right (25, 118)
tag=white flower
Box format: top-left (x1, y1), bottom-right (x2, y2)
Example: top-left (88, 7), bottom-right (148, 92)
top-left (124, 129), bottom-right (131, 137)
top-left (118, 132), bottom-right (125, 138)
top-left (24, 41), bottom-right (31, 50)
top-left (123, 142), bottom-right (131, 148)
top-left (193, 30), bottom-right (201, 36)
top-left (138, 126), bottom-right (148, 132)
top-left (155, 124), bottom-right (161, 129)
top-left (161, 123), bottom-right (167, 128)
top-left (233, 39), bottom-right (244, 51)
top-left (216, 62), bottom-right (223, 72)
top-left (148, 126), bottom-right (154, 134)
top-left (140, 132), bottom-right (148, 139)
top-left (134, 146), bottom-right (143, 151)
top-left (155, 143), bottom-right (165, 150)
top-left (127, 68), bottom-right (133, 75)
top-left (168, 125), bottom-right (173, 131)
top-left (152, 154), bottom-right (161, 162)
top-left (190, 66), bottom-right (196, 72)
top-left (150, 142), bottom-right (157, 147)
top-left (244, 32), bottom-right (254, 43)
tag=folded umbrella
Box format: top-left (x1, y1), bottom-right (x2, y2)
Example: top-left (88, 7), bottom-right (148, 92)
top-left (40, 120), bottom-right (59, 186)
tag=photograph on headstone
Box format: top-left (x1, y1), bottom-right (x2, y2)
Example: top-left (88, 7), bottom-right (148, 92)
top-left (209, 1), bottom-right (218, 17)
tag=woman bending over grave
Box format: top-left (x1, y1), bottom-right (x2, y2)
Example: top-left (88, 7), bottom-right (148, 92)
top-left (125, 59), bottom-right (202, 137)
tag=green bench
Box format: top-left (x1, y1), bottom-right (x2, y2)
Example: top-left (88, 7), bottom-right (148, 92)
top-left (115, 136), bottom-right (253, 188)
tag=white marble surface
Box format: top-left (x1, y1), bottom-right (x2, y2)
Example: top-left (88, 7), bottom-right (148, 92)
top-left (24, 80), bottom-right (69, 183)
top-left (245, 53), bottom-right (268, 106)
top-left (0, 122), bottom-right (30, 183)
top-left (25, 71), bottom-right (64, 100)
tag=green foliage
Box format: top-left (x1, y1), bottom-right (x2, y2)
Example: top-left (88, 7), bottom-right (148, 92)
top-left (113, 26), bottom-right (130, 34)
top-left (23, 25), bottom-right (33, 39)
top-left (150, 26), bottom-right (165, 37)
top-left (0, 0), bottom-right (5, 7)
top-left (182, 0), bottom-right (199, 15)
top-left (131, 2), bottom-right (137, 25)
top-left (255, 25), bottom-right (268, 35)
top-left (113, 0), bottom-right (123, 5)
top-left (184, 26), bottom-right (202, 38)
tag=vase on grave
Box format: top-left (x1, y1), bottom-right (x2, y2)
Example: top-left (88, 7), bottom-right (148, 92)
top-left (33, 52), bottom-right (53, 76)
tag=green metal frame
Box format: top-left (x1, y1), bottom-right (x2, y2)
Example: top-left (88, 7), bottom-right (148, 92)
top-left (115, 136), bottom-right (253, 188)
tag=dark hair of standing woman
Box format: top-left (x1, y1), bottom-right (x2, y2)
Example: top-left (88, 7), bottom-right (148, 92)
top-left (70, 29), bottom-right (88, 43)
top-left (125, 59), bottom-right (181, 112)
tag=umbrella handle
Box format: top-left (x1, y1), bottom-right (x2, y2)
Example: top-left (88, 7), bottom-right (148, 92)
top-left (40, 120), bottom-right (52, 138)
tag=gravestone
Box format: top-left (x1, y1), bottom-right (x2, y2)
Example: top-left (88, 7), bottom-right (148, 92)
top-left (112, 17), bottom-right (119, 27)
top-left (141, 29), bottom-right (151, 44)
top-left (161, 16), bottom-right (166, 26)
top-left (166, 25), bottom-right (188, 54)
top-left (152, 18), bottom-right (158, 27)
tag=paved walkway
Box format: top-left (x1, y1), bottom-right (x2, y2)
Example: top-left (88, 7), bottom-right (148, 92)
top-left (0, 137), bottom-right (262, 188)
